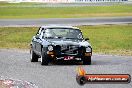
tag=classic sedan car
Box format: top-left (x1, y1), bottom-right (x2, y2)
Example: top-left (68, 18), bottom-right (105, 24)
top-left (30, 26), bottom-right (92, 65)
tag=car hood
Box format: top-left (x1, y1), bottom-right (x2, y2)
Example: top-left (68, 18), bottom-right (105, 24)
top-left (46, 39), bottom-right (91, 47)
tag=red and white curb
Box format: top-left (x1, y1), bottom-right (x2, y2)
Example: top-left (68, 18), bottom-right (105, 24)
top-left (0, 76), bottom-right (38, 88)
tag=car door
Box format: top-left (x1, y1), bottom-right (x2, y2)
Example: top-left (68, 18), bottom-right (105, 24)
top-left (32, 35), bottom-right (37, 52)
top-left (32, 27), bottom-right (42, 54)
top-left (36, 32), bottom-right (43, 55)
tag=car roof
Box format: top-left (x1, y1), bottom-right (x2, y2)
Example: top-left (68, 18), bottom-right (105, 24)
top-left (41, 25), bottom-right (79, 30)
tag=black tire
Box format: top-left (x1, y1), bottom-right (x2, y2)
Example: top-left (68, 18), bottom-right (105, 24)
top-left (82, 56), bottom-right (91, 65)
top-left (30, 48), bottom-right (38, 62)
top-left (41, 49), bottom-right (49, 65)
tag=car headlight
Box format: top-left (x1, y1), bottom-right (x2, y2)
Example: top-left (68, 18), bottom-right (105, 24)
top-left (86, 47), bottom-right (91, 52)
top-left (48, 45), bottom-right (53, 51)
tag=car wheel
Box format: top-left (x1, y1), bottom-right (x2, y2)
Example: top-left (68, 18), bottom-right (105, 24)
top-left (82, 56), bottom-right (91, 65)
top-left (30, 48), bottom-right (38, 62)
top-left (41, 49), bottom-right (49, 65)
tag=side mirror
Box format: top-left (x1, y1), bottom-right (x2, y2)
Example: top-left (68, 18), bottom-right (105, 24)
top-left (85, 38), bottom-right (89, 41)
top-left (35, 35), bottom-right (39, 39)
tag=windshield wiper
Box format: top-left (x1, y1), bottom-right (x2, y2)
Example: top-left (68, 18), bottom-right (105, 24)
top-left (57, 36), bottom-right (63, 39)
top-left (65, 37), bottom-right (81, 40)
top-left (45, 37), bottom-right (55, 39)
top-left (45, 36), bottom-right (63, 39)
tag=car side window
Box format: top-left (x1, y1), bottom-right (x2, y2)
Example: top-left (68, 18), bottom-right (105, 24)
top-left (39, 31), bottom-right (44, 39)
top-left (41, 29), bottom-right (46, 38)
top-left (36, 27), bottom-right (41, 35)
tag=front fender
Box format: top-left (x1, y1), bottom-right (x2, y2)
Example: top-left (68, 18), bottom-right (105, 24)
top-left (41, 39), bottom-right (51, 46)
top-left (79, 41), bottom-right (91, 47)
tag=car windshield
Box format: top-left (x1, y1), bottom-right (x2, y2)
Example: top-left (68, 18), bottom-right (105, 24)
top-left (43, 28), bottom-right (83, 39)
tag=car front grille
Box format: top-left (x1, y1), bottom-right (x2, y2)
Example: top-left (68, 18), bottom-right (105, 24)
top-left (61, 45), bottom-right (79, 55)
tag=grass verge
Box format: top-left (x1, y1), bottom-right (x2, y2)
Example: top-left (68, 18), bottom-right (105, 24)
top-left (79, 24), bottom-right (132, 56)
top-left (0, 4), bottom-right (132, 18)
top-left (0, 24), bottom-right (132, 56)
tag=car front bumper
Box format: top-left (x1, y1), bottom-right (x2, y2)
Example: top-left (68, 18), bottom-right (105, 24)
top-left (47, 51), bottom-right (92, 61)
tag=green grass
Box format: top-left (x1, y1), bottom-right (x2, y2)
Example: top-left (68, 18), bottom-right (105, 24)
top-left (79, 24), bottom-right (132, 55)
top-left (0, 24), bottom-right (132, 55)
top-left (0, 3), bottom-right (132, 18)
top-left (0, 27), bottom-right (37, 49)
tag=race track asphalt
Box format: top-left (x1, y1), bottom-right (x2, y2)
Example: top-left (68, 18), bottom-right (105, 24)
top-left (0, 49), bottom-right (132, 88)
top-left (0, 17), bottom-right (132, 27)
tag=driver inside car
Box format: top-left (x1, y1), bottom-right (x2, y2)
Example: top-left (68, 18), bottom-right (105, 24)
top-left (44, 29), bottom-right (56, 38)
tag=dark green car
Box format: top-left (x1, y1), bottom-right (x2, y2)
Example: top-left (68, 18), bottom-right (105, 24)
top-left (30, 26), bottom-right (92, 65)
